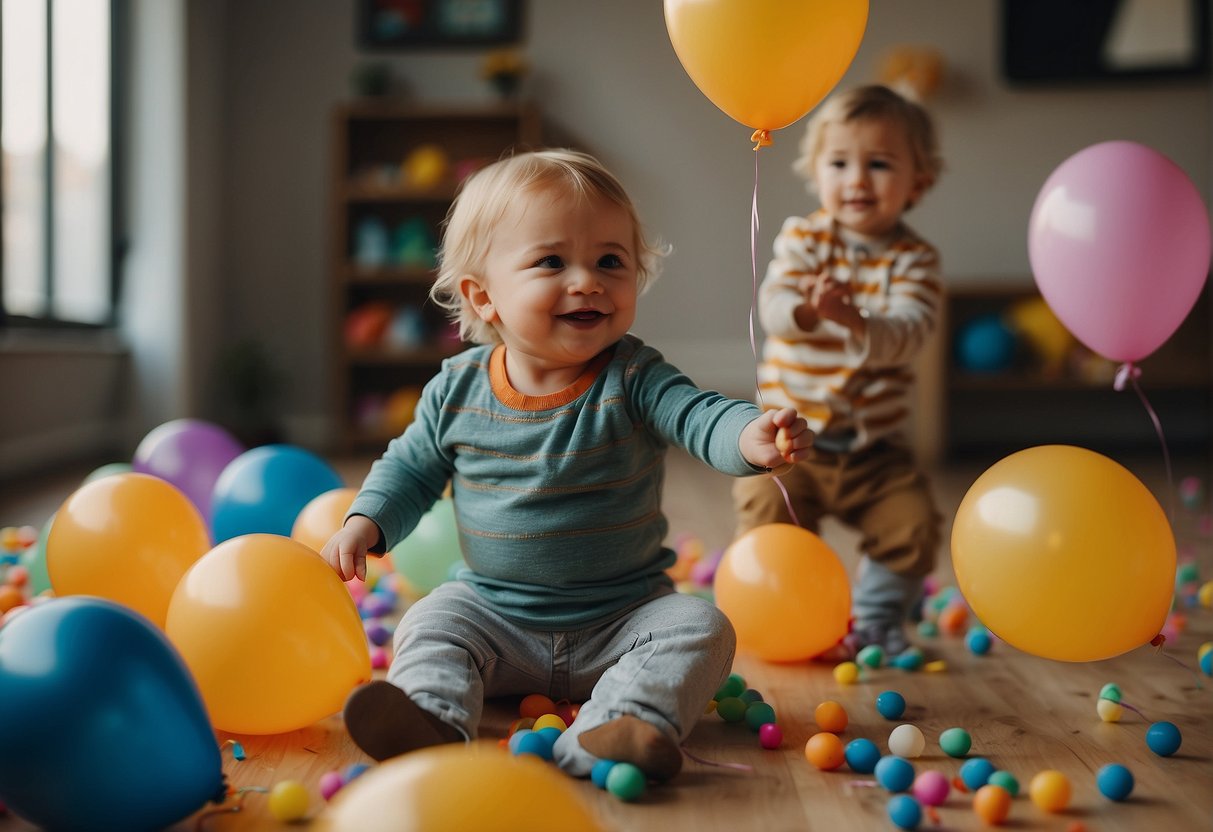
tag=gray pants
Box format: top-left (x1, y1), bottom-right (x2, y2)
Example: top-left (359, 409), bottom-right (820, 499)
top-left (388, 581), bottom-right (736, 776)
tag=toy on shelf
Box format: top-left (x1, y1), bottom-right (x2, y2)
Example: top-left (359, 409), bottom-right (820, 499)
top-left (386, 306), bottom-right (428, 350)
top-left (402, 144), bottom-right (449, 190)
top-left (392, 217), bottom-right (437, 269)
top-left (344, 302), bottom-right (393, 349)
top-left (353, 217), bottom-right (390, 268)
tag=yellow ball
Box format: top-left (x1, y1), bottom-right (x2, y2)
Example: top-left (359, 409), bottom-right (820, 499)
top-left (1096, 699), bottom-right (1123, 723)
top-left (833, 661), bottom-right (859, 684)
top-left (1199, 582), bottom-right (1213, 608)
top-left (1198, 641), bottom-right (1213, 661)
top-left (1029, 770), bottom-right (1071, 813)
top-left (532, 713), bottom-right (568, 732)
top-left (268, 780), bottom-right (311, 822)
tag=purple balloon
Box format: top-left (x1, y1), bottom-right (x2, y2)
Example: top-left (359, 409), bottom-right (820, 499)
top-left (133, 419), bottom-right (244, 523)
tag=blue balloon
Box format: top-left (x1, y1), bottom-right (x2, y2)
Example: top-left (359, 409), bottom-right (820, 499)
top-left (955, 314), bottom-right (1017, 373)
top-left (0, 598), bottom-right (225, 831)
top-left (210, 444), bottom-right (344, 542)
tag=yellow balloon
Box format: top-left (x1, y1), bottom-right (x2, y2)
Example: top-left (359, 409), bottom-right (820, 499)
top-left (316, 744), bottom-right (603, 832)
top-left (952, 446), bottom-right (1174, 662)
top-left (291, 487), bottom-right (359, 552)
top-left (46, 473), bottom-right (210, 628)
top-left (664, 0), bottom-right (869, 132)
top-left (714, 523), bottom-right (850, 662)
top-left (165, 534), bottom-right (371, 734)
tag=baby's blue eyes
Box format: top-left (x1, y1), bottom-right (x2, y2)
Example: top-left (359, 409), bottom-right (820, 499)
top-left (531, 254), bottom-right (625, 269)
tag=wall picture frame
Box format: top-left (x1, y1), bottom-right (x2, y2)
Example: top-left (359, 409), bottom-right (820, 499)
top-left (357, 0), bottom-right (523, 50)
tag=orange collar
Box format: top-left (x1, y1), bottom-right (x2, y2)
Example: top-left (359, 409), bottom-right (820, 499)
top-left (489, 345), bottom-right (613, 411)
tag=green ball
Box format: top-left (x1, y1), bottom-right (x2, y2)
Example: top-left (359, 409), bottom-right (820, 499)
top-left (939, 727), bottom-right (972, 758)
top-left (605, 762), bottom-right (646, 802)
top-left (714, 672), bottom-right (746, 700)
top-left (857, 644), bottom-right (884, 668)
top-left (744, 701), bottom-right (777, 732)
top-left (1176, 562), bottom-right (1200, 585)
top-left (1099, 683), bottom-right (1122, 703)
top-left (916, 620), bottom-right (939, 638)
top-left (987, 770), bottom-right (1019, 797)
top-left (716, 696), bottom-right (747, 723)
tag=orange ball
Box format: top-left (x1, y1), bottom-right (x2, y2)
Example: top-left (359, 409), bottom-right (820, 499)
top-left (519, 693), bottom-right (557, 720)
top-left (814, 700), bottom-right (848, 734)
top-left (0, 585), bottom-right (25, 614)
top-left (974, 784), bottom-right (1012, 825)
top-left (938, 604), bottom-right (969, 635)
top-left (804, 732), bottom-right (845, 770)
top-left (1029, 770), bottom-right (1071, 813)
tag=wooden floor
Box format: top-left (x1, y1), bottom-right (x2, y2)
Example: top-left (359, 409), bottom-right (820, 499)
top-left (1, 449), bottom-right (1211, 831)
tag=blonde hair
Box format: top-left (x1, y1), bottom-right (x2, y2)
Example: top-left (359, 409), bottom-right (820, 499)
top-left (431, 149), bottom-right (668, 345)
top-left (793, 84), bottom-right (942, 202)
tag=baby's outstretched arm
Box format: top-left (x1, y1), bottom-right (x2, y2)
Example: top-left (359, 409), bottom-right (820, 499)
top-left (321, 514), bottom-right (383, 582)
top-left (739, 407), bottom-right (812, 470)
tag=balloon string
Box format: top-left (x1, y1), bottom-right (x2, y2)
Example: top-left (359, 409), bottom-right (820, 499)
top-left (1116, 362), bottom-right (1176, 524)
top-left (1151, 635), bottom-right (1205, 691)
top-left (747, 143), bottom-right (800, 527)
top-left (681, 744), bottom-right (754, 771)
top-left (192, 787), bottom-right (267, 831)
top-left (222, 739), bottom-right (246, 761)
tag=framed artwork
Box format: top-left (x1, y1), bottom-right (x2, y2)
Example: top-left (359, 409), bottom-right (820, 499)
top-left (357, 0), bottom-right (523, 49)
top-left (1002, 0), bottom-right (1210, 83)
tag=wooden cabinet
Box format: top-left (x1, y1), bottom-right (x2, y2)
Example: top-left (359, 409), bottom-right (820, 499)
top-left (329, 102), bottom-right (541, 451)
top-left (936, 283), bottom-right (1211, 464)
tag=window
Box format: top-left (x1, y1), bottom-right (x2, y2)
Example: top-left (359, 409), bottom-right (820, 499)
top-left (2, 0), bottom-right (121, 327)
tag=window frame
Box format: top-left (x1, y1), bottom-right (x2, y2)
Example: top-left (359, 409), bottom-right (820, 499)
top-left (0, 0), bottom-right (127, 330)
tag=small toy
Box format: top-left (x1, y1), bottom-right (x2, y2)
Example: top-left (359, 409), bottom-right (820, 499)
top-left (965, 626), bottom-right (992, 655)
top-left (912, 770), bottom-right (949, 806)
top-left (758, 723), bottom-right (783, 749)
top-left (973, 784), bottom-right (1012, 825)
top-left (744, 701), bottom-right (776, 732)
top-left (833, 661), bottom-right (859, 684)
top-left (889, 724), bottom-right (925, 758)
top-left (815, 700), bottom-right (848, 733)
top-left (1146, 721), bottom-right (1182, 757)
top-left (605, 763), bottom-right (646, 802)
top-left (887, 794), bottom-right (922, 830)
top-left (876, 690), bottom-right (906, 720)
top-left (267, 780), bottom-right (310, 822)
top-left (844, 738), bottom-right (881, 774)
top-left (1096, 763), bottom-right (1134, 801)
top-left (804, 732), bottom-right (846, 771)
top-left (958, 757), bottom-right (996, 791)
top-left (1028, 770), bottom-right (1071, 813)
top-left (939, 727), bottom-right (972, 757)
top-left (987, 770), bottom-right (1019, 797)
top-left (874, 755), bottom-right (916, 793)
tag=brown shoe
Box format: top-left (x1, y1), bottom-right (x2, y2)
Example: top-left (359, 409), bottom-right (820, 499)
top-left (343, 680), bottom-right (463, 761)
top-left (578, 715), bottom-right (683, 781)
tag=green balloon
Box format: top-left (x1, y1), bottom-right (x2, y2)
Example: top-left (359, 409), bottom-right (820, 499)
top-left (389, 499), bottom-right (463, 595)
top-left (21, 514), bottom-right (55, 596)
top-left (82, 462), bottom-right (133, 486)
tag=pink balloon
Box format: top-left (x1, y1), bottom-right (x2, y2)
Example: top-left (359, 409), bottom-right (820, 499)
top-left (1028, 141), bottom-right (1211, 363)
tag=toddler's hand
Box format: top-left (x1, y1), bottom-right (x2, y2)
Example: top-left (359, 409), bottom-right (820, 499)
top-left (740, 407), bottom-right (813, 471)
top-left (321, 514), bottom-right (382, 582)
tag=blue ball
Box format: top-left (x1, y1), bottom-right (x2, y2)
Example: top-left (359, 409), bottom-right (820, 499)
top-left (844, 738), bottom-right (882, 774)
top-left (955, 314), bottom-right (1016, 373)
top-left (1146, 721), bottom-right (1182, 757)
top-left (958, 757), bottom-right (996, 790)
top-left (965, 627), bottom-right (992, 655)
top-left (514, 730), bottom-right (555, 760)
top-left (876, 690), bottom-right (907, 720)
top-left (1096, 763), bottom-right (1135, 801)
top-left (507, 728), bottom-right (532, 754)
top-left (887, 794), bottom-right (922, 830)
top-left (874, 755), bottom-right (916, 793)
top-left (590, 759), bottom-right (616, 789)
top-left (1200, 650), bottom-right (1212, 677)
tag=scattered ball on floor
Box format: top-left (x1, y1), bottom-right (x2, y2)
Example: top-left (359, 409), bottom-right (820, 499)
top-left (744, 701), bottom-right (777, 732)
top-left (844, 738), bottom-right (881, 774)
top-left (987, 770), bottom-right (1019, 797)
top-left (1146, 721), bottom-right (1182, 757)
top-left (887, 794), bottom-right (922, 830)
top-left (1096, 763), bottom-right (1134, 801)
top-left (1029, 770), bottom-right (1071, 813)
top-left (973, 784), bottom-right (1012, 825)
top-left (1097, 699), bottom-right (1124, 722)
top-left (805, 732), bottom-right (846, 771)
top-left (833, 661), bottom-right (859, 684)
top-left (939, 727), bottom-right (972, 757)
top-left (965, 627), bottom-right (992, 655)
top-left (605, 762), bottom-right (646, 802)
top-left (959, 757), bottom-right (996, 791)
top-left (815, 700), bottom-right (848, 733)
top-left (874, 756), bottom-right (916, 793)
top-left (888, 724), bottom-right (925, 758)
top-left (590, 759), bottom-right (616, 789)
top-left (876, 690), bottom-right (906, 720)
top-left (857, 644), bottom-right (885, 668)
top-left (758, 722), bottom-right (783, 749)
top-left (911, 770), bottom-right (950, 806)
top-left (268, 780), bottom-right (311, 822)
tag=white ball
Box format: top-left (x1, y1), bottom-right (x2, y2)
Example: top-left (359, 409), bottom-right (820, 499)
top-left (888, 723), bottom-right (926, 758)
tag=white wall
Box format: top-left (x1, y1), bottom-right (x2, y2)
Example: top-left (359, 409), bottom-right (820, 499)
top-left (217, 0), bottom-right (1210, 436)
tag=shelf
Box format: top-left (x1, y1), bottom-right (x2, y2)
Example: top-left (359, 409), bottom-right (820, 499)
top-left (343, 183), bottom-right (458, 203)
top-left (343, 265), bottom-right (436, 285)
top-left (345, 347), bottom-right (459, 366)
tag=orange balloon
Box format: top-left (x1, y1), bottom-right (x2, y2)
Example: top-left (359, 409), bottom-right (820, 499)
top-left (291, 487), bottom-right (359, 552)
top-left (47, 473), bottom-right (210, 628)
top-left (665, 0), bottom-right (869, 133)
top-left (952, 445), bottom-right (1174, 661)
top-left (714, 524), bottom-right (850, 662)
top-left (165, 534), bottom-right (371, 734)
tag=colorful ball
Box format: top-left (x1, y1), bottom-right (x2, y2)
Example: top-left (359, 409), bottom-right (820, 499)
top-left (973, 784), bottom-right (1012, 825)
top-left (805, 732), bottom-right (846, 771)
top-left (939, 727), bottom-right (972, 758)
top-left (716, 696), bottom-right (746, 723)
top-left (758, 722), bottom-right (783, 749)
top-left (319, 770), bottom-right (346, 801)
top-left (965, 627), bottom-right (993, 655)
top-left (1201, 650), bottom-right (1213, 677)
top-left (518, 693), bottom-right (557, 720)
top-left (532, 713), bottom-right (568, 732)
top-left (605, 762), bottom-right (646, 802)
top-left (815, 700), bottom-right (848, 733)
top-left (1096, 763), bottom-right (1134, 801)
top-left (1145, 721), bottom-right (1182, 757)
top-left (715, 672), bottom-right (746, 700)
top-left (888, 724), bottom-right (926, 758)
top-left (959, 757), bottom-right (996, 790)
top-left (739, 688), bottom-right (764, 704)
top-left (1029, 770), bottom-right (1071, 813)
top-left (513, 730), bottom-right (555, 760)
top-left (833, 661), bottom-right (859, 684)
top-left (912, 770), bottom-right (950, 806)
top-left (744, 701), bottom-right (777, 732)
top-left (876, 690), bottom-right (906, 720)
top-left (1097, 699), bottom-right (1124, 723)
top-left (987, 770), bottom-right (1019, 797)
top-left (268, 780), bottom-right (311, 822)
top-left (1199, 581), bottom-right (1213, 608)
top-left (1098, 682), bottom-right (1122, 702)
top-left (857, 644), bottom-right (884, 668)
top-left (874, 756), bottom-right (916, 793)
top-left (844, 738), bottom-right (881, 774)
top-left (887, 794), bottom-right (922, 830)
top-left (590, 759), bottom-right (616, 789)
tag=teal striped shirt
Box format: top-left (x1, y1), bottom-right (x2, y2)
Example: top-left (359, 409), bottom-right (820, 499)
top-left (349, 334), bottom-right (763, 628)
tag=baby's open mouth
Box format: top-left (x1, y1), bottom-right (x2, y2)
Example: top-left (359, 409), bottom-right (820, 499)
top-left (560, 310), bottom-right (605, 321)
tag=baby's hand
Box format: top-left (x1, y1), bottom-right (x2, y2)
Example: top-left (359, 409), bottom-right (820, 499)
top-left (320, 514), bottom-right (382, 582)
top-left (812, 279), bottom-right (866, 337)
top-left (740, 407), bottom-right (813, 471)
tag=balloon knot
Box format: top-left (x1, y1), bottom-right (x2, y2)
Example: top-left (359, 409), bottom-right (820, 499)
top-left (1113, 362), bottom-right (1141, 391)
top-left (750, 129), bottom-right (772, 151)
top-left (1150, 633), bottom-right (1166, 650)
